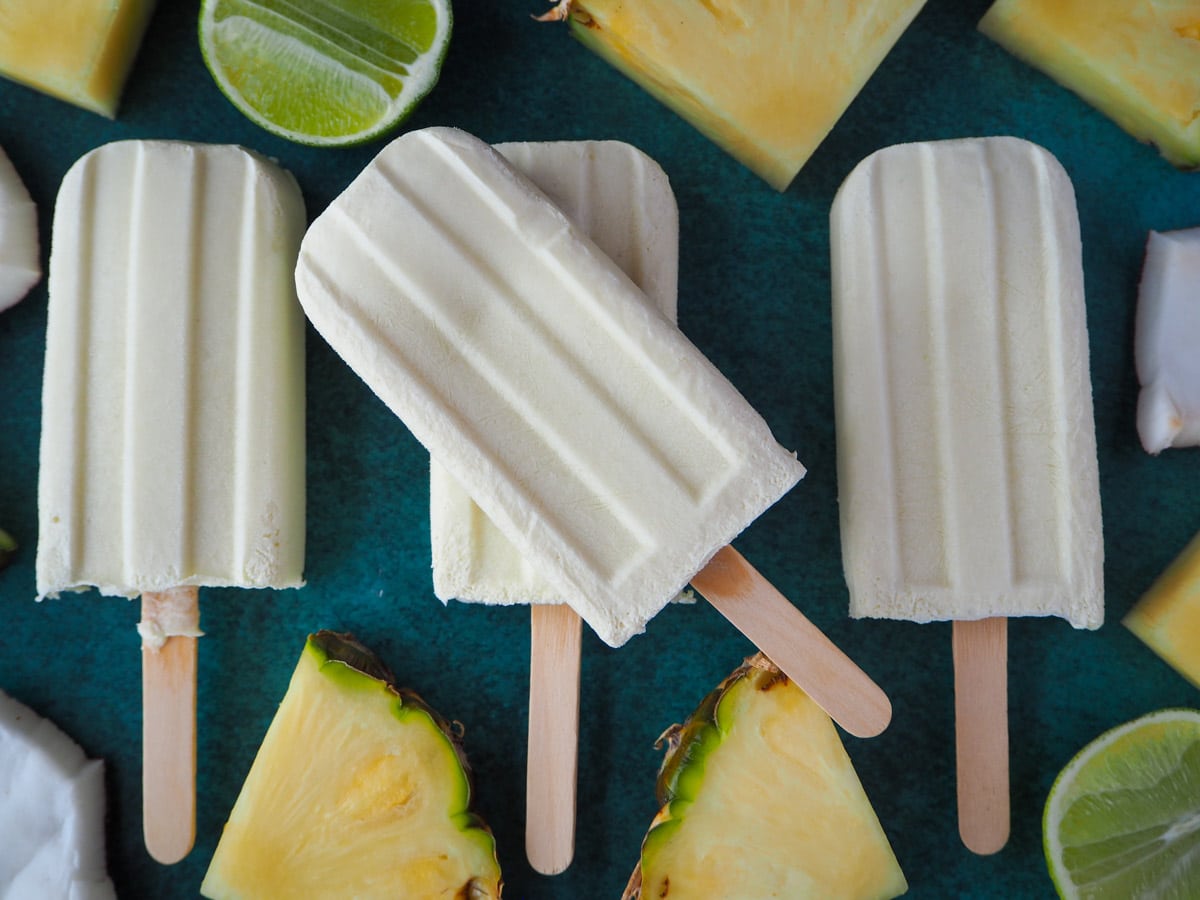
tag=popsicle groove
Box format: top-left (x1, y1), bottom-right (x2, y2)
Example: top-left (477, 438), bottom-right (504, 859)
top-left (413, 134), bottom-right (741, 479)
top-left (304, 246), bottom-right (646, 584)
top-left (232, 155), bottom-right (258, 579)
top-left (921, 143), bottom-right (960, 591)
top-left (980, 143), bottom-right (1019, 591)
top-left (372, 159), bottom-right (727, 508)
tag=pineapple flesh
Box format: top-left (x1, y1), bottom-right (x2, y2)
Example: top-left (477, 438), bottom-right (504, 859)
top-left (551, 0), bottom-right (928, 190)
top-left (201, 631), bottom-right (502, 899)
top-left (0, 0), bottom-right (158, 118)
top-left (1124, 530), bottom-right (1200, 689)
top-left (979, 0), bottom-right (1200, 168)
top-left (623, 654), bottom-right (907, 900)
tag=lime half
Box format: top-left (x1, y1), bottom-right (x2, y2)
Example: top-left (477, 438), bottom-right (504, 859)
top-left (1044, 709), bottom-right (1200, 899)
top-left (199, 0), bottom-right (452, 146)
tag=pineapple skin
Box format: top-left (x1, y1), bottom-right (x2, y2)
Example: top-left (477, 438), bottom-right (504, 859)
top-left (623, 654), bottom-right (907, 900)
top-left (201, 631), bottom-right (502, 900)
top-left (1125, 531), bottom-right (1200, 689)
top-left (564, 0), bottom-right (928, 191)
top-left (980, 0), bottom-right (1200, 168)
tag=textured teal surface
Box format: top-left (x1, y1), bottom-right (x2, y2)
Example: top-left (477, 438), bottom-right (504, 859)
top-left (1, 1), bottom-right (1199, 897)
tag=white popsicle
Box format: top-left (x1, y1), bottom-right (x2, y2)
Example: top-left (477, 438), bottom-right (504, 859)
top-left (429, 139), bottom-right (678, 874)
top-left (37, 139), bottom-right (307, 863)
top-left (831, 136), bottom-right (1104, 853)
top-left (298, 126), bottom-right (891, 739)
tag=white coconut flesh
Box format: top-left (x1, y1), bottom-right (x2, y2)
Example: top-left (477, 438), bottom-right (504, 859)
top-left (0, 690), bottom-right (115, 900)
top-left (0, 146), bottom-right (40, 313)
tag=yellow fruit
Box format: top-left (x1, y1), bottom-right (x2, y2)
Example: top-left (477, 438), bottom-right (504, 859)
top-left (544, 0), bottom-right (927, 191)
top-left (0, 0), bottom-right (157, 117)
top-left (1124, 530), bottom-right (1200, 688)
top-left (980, 0), bottom-right (1200, 168)
top-left (201, 632), bottom-right (501, 899)
top-left (623, 654), bottom-right (907, 899)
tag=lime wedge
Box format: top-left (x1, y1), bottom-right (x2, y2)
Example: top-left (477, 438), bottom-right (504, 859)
top-left (1044, 709), bottom-right (1200, 899)
top-left (199, 0), bottom-right (452, 146)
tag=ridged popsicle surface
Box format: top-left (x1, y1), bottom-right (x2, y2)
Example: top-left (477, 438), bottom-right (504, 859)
top-left (297, 127), bottom-right (805, 647)
top-left (37, 140), bottom-right (306, 600)
top-left (832, 137), bottom-right (1103, 628)
top-left (429, 140), bottom-right (679, 606)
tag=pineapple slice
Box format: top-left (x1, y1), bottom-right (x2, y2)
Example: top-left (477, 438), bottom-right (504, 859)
top-left (0, 0), bottom-right (157, 118)
top-left (623, 654), bottom-right (907, 900)
top-left (0, 689), bottom-right (115, 899)
top-left (979, 0), bottom-right (1200, 168)
top-left (201, 631), bottom-right (502, 899)
top-left (1124, 530), bottom-right (1200, 688)
top-left (542, 0), bottom-right (928, 191)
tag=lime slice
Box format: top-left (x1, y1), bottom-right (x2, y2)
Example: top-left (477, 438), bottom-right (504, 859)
top-left (1044, 708), bottom-right (1200, 899)
top-left (199, 0), bottom-right (452, 146)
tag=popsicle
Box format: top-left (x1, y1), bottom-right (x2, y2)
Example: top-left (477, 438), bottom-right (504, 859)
top-left (37, 139), bottom-right (307, 863)
top-left (429, 139), bottom-right (679, 874)
top-left (1134, 226), bottom-right (1200, 454)
top-left (831, 137), bottom-right (1104, 853)
top-left (298, 126), bottom-right (891, 739)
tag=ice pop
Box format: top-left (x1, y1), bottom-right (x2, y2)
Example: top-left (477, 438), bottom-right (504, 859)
top-left (831, 137), bottom-right (1104, 852)
top-left (37, 139), bottom-right (306, 863)
top-left (298, 126), bottom-right (891, 738)
top-left (429, 139), bottom-right (679, 874)
top-left (1135, 226), bottom-right (1200, 454)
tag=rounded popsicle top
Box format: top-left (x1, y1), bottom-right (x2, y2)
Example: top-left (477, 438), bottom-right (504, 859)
top-left (37, 139), bottom-right (308, 601)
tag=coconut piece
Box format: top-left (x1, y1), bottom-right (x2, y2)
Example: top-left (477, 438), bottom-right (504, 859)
top-left (1136, 226), bottom-right (1200, 454)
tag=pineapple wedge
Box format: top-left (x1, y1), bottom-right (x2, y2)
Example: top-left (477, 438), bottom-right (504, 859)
top-left (623, 654), bottom-right (906, 900)
top-left (201, 631), bottom-right (502, 899)
top-left (543, 0), bottom-right (928, 191)
top-left (0, 0), bottom-right (158, 118)
top-left (1124, 530), bottom-right (1200, 689)
top-left (979, 0), bottom-right (1200, 168)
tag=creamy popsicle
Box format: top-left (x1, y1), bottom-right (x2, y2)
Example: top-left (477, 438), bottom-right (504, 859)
top-left (298, 126), bottom-right (890, 739)
top-left (430, 140), bottom-right (679, 606)
top-left (37, 139), bottom-right (306, 863)
top-left (831, 137), bottom-right (1104, 852)
top-left (429, 139), bottom-right (679, 874)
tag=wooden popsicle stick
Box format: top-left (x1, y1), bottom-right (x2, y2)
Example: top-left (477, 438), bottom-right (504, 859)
top-left (141, 587), bottom-right (199, 865)
top-left (526, 603), bottom-right (583, 875)
top-left (692, 545), bottom-right (891, 739)
top-left (953, 617), bottom-right (1009, 855)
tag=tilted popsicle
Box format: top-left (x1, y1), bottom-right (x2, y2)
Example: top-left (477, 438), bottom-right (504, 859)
top-left (37, 140), bottom-right (306, 863)
top-left (298, 126), bottom-right (891, 738)
top-left (831, 136), bottom-right (1103, 852)
top-left (429, 138), bottom-right (679, 875)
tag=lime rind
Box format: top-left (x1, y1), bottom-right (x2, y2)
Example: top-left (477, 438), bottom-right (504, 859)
top-left (1044, 708), bottom-right (1200, 899)
top-left (199, 0), bottom-right (452, 147)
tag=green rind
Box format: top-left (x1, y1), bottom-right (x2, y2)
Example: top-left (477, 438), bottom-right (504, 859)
top-left (197, 0), bottom-right (453, 148)
top-left (0, 528), bottom-right (15, 570)
top-left (304, 631), bottom-right (493, 842)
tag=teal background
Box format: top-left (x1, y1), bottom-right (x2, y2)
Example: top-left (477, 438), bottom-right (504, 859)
top-left (2, 1), bottom-right (1199, 896)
